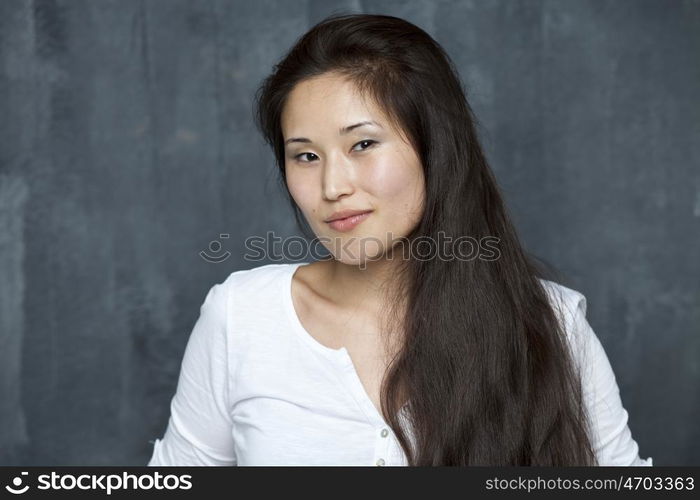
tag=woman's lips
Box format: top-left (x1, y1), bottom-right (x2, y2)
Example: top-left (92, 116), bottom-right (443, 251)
top-left (326, 211), bottom-right (372, 232)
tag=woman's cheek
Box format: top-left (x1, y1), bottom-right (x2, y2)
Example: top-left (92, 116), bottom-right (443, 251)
top-left (367, 154), bottom-right (422, 203)
top-left (366, 158), bottom-right (407, 197)
top-left (286, 171), bottom-right (315, 210)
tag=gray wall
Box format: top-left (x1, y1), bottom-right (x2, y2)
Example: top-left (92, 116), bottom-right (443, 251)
top-left (1, 0), bottom-right (698, 465)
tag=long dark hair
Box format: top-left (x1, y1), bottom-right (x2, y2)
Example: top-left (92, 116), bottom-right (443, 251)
top-left (253, 13), bottom-right (597, 466)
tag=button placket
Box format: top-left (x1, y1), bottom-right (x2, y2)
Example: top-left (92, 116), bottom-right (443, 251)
top-left (373, 426), bottom-right (391, 466)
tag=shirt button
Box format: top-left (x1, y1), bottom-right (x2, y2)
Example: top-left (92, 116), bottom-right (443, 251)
top-left (376, 458), bottom-right (385, 466)
top-left (380, 428), bottom-right (389, 438)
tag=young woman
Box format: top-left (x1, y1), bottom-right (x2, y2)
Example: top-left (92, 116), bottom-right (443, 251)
top-left (147, 13), bottom-right (652, 466)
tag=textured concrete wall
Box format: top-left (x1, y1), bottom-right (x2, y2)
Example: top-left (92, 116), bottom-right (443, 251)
top-left (1, 0), bottom-right (698, 465)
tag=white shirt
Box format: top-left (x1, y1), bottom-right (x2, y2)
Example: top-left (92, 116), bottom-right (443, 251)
top-left (146, 262), bottom-right (653, 466)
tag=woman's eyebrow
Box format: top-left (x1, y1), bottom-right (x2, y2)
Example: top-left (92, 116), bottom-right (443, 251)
top-left (284, 120), bottom-right (382, 146)
top-left (339, 120), bottom-right (381, 134)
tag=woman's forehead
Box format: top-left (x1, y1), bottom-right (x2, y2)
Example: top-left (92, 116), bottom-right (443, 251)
top-left (283, 76), bottom-right (375, 121)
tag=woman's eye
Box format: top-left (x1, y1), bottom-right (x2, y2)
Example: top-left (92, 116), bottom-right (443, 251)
top-left (294, 140), bottom-right (376, 163)
top-left (353, 139), bottom-right (377, 151)
top-left (294, 152), bottom-right (319, 163)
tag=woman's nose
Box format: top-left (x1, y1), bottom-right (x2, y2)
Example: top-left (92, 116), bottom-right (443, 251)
top-left (321, 153), bottom-right (355, 201)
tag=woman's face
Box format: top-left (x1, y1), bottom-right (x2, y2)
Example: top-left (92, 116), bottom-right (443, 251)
top-left (281, 72), bottom-right (425, 266)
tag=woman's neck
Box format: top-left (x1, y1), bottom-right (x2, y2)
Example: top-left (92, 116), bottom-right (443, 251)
top-left (319, 256), bottom-right (404, 315)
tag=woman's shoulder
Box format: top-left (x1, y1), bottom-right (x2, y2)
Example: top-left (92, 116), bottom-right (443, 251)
top-left (536, 277), bottom-right (597, 359)
top-left (211, 262), bottom-right (300, 298)
top-left (537, 278), bottom-right (588, 329)
top-left (221, 261), bottom-right (298, 284)
top-left (536, 278), bottom-right (609, 376)
top-left (194, 262), bottom-right (298, 313)
top-left (192, 262), bottom-right (300, 345)
top-left (198, 262), bottom-right (302, 323)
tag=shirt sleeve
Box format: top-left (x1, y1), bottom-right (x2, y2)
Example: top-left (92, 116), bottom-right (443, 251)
top-left (147, 281), bottom-right (237, 466)
top-left (567, 293), bottom-right (653, 467)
